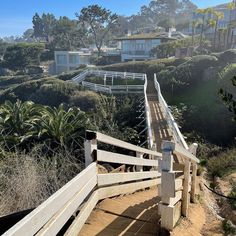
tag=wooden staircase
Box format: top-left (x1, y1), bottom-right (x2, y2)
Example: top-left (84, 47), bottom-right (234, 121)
top-left (79, 187), bottom-right (161, 236)
top-left (3, 71), bottom-right (199, 236)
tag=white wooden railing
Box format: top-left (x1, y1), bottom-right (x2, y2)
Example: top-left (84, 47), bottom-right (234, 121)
top-left (154, 73), bottom-right (189, 150)
top-left (73, 69), bottom-right (153, 149)
top-left (144, 74), bottom-right (154, 149)
top-left (3, 130), bottom-right (199, 236)
top-left (3, 131), bottom-right (162, 236)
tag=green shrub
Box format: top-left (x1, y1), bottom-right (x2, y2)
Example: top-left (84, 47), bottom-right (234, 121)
top-left (215, 49), bottom-right (236, 63)
top-left (207, 149), bottom-right (236, 177)
top-left (40, 50), bottom-right (54, 61)
top-left (69, 91), bottom-right (101, 112)
top-left (222, 219), bottom-right (236, 236)
top-left (229, 185), bottom-right (236, 210)
top-left (57, 69), bottom-right (84, 81)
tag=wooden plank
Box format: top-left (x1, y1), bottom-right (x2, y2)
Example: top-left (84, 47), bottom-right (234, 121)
top-left (3, 163), bottom-right (97, 236)
top-left (97, 150), bottom-right (159, 167)
top-left (36, 176), bottom-right (97, 236)
top-left (174, 143), bottom-right (199, 163)
top-left (64, 191), bottom-right (99, 236)
top-left (97, 171), bottom-right (160, 187)
top-left (191, 163), bottom-right (197, 203)
top-left (84, 139), bottom-right (97, 167)
top-left (182, 160), bottom-right (190, 217)
top-left (161, 205), bottom-right (174, 231)
top-left (98, 179), bottom-right (161, 200)
top-left (163, 190), bottom-right (182, 206)
top-left (136, 152), bottom-right (143, 172)
top-left (95, 131), bottom-right (162, 157)
top-left (161, 172), bottom-right (176, 198)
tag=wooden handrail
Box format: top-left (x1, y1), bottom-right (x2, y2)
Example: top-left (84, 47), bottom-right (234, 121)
top-left (86, 130), bottom-right (161, 157)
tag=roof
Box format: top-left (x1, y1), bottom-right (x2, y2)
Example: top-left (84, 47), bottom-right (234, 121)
top-left (116, 31), bottom-right (186, 41)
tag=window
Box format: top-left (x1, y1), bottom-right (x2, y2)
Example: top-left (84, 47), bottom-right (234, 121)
top-left (56, 54), bottom-right (67, 64)
top-left (69, 55), bottom-right (78, 64)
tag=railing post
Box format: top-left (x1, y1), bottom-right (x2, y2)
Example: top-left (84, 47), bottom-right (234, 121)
top-left (84, 131), bottom-right (97, 167)
top-left (136, 152), bottom-right (143, 172)
top-left (160, 140), bottom-right (176, 231)
top-left (181, 159), bottom-right (190, 217)
top-left (189, 143), bottom-right (198, 203)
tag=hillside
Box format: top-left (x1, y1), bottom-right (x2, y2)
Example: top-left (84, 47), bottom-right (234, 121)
top-left (102, 50), bottom-right (236, 146)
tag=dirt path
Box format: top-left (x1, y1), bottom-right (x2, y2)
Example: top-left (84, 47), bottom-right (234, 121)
top-left (171, 176), bottom-right (224, 236)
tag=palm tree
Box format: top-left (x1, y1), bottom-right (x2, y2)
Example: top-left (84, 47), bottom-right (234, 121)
top-left (39, 104), bottom-right (88, 147)
top-left (212, 11), bottom-right (224, 50)
top-left (227, 1), bottom-right (236, 48)
top-left (0, 100), bottom-right (43, 145)
top-left (191, 20), bottom-right (200, 46)
top-left (196, 8), bottom-right (212, 50)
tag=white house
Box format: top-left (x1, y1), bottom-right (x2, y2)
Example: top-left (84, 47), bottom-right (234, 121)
top-left (55, 51), bottom-right (91, 74)
top-left (117, 30), bottom-right (186, 62)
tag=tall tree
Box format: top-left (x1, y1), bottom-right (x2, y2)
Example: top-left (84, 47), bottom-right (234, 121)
top-left (227, 1), bottom-right (236, 49)
top-left (76, 5), bottom-right (118, 56)
top-left (32, 13), bottom-right (57, 43)
top-left (196, 8), bottom-right (211, 50)
top-left (52, 17), bottom-right (87, 50)
top-left (191, 20), bottom-right (200, 46)
top-left (32, 13), bottom-right (44, 39)
top-left (212, 11), bottom-right (224, 50)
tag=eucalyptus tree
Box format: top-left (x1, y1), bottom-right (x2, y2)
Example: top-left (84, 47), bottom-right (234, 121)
top-left (76, 5), bottom-right (119, 56)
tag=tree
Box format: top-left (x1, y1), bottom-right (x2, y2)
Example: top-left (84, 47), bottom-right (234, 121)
top-left (191, 20), bottom-right (200, 46)
top-left (3, 43), bottom-right (44, 70)
top-left (52, 17), bottom-right (87, 50)
top-left (219, 76), bottom-right (236, 121)
top-left (227, 1), bottom-right (236, 49)
top-left (212, 11), bottom-right (224, 50)
top-left (32, 13), bottom-right (44, 39)
top-left (22, 29), bottom-right (34, 42)
top-left (196, 8), bottom-right (212, 50)
top-left (32, 13), bottom-right (57, 43)
top-left (76, 5), bottom-right (118, 56)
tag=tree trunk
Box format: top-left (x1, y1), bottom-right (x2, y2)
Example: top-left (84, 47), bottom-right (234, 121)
top-left (214, 19), bottom-right (218, 50)
top-left (200, 15), bottom-right (205, 51)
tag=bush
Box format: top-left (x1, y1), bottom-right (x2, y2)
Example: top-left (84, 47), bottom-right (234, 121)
top-left (69, 91), bottom-right (101, 112)
top-left (207, 149), bottom-right (236, 177)
top-left (57, 69), bottom-right (84, 81)
top-left (215, 49), bottom-right (236, 63)
top-left (0, 147), bottom-right (83, 215)
top-left (229, 185), bottom-right (236, 210)
top-left (40, 50), bottom-right (54, 61)
top-left (222, 219), bottom-right (236, 236)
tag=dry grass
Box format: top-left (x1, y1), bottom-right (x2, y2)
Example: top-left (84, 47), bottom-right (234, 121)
top-left (0, 146), bottom-right (83, 216)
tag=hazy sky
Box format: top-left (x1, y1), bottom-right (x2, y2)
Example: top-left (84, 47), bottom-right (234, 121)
top-left (0, 0), bottom-right (229, 37)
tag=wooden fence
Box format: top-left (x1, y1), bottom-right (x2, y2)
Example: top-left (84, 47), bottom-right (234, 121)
top-left (3, 130), bottom-right (199, 235)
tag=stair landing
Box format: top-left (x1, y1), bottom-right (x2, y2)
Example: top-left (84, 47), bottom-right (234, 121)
top-left (79, 187), bottom-right (161, 236)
